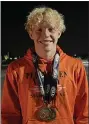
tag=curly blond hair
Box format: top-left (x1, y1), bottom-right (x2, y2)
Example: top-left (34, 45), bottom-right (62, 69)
top-left (25, 6), bottom-right (66, 34)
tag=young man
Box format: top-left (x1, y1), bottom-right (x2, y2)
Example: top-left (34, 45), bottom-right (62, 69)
top-left (1, 7), bottom-right (88, 124)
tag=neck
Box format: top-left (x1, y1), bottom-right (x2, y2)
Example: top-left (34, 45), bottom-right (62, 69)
top-left (35, 47), bottom-right (56, 61)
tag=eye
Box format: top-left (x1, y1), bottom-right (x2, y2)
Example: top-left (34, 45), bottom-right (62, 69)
top-left (48, 28), bottom-right (54, 32)
top-left (37, 28), bottom-right (42, 32)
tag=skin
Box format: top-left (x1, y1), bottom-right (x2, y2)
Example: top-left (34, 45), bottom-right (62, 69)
top-left (29, 18), bottom-right (61, 61)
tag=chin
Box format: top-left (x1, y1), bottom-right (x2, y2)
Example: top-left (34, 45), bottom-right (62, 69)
top-left (44, 45), bottom-right (52, 49)
top-left (44, 48), bottom-right (51, 52)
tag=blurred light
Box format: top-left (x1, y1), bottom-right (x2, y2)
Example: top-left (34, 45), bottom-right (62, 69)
top-left (4, 55), bottom-right (9, 60)
top-left (14, 57), bottom-right (17, 60)
top-left (10, 58), bottom-right (12, 60)
top-left (74, 54), bottom-right (77, 57)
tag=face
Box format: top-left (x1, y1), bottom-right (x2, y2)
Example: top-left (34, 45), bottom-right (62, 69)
top-left (30, 18), bottom-right (61, 54)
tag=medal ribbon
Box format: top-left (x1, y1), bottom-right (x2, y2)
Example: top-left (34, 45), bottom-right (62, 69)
top-left (33, 52), bottom-right (60, 103)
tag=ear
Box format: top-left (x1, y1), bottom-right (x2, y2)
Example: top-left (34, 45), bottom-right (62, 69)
top-left (28, 31), bottom-right (33, 40)
top-left (58, 32), bottom-right (61, 39)
top-left (29, 34), bottom-right (33, 39)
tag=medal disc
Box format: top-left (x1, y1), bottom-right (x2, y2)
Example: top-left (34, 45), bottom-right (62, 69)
top-left (35, 107), bottom-right (56, 122)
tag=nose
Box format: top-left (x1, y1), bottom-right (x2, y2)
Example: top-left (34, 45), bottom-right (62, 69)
top-left (42, 28), bottom-right (50, 38)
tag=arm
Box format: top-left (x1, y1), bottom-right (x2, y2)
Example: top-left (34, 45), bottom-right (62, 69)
top-left (74, 61), bottom-right (89, 124)
top-left (1, 65), bottom-right (22, 124)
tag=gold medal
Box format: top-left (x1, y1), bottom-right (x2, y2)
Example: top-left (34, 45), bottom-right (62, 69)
top-left (35, 106), bottom-right (56, 122)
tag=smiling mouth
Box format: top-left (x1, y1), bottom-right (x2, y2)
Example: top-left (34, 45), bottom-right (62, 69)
top-left (39, 40), bottom-right (53, 44)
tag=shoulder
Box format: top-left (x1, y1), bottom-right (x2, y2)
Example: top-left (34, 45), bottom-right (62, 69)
top-left (62, 54), bottom-right (87, 76)
top-left (64, 54), bottom-right (84, 68)
top-left (7, 57), bottom-right (30, 73)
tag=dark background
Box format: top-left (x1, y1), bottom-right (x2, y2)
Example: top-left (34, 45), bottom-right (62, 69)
top-left (1, 1), bottom-right (88, 58)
